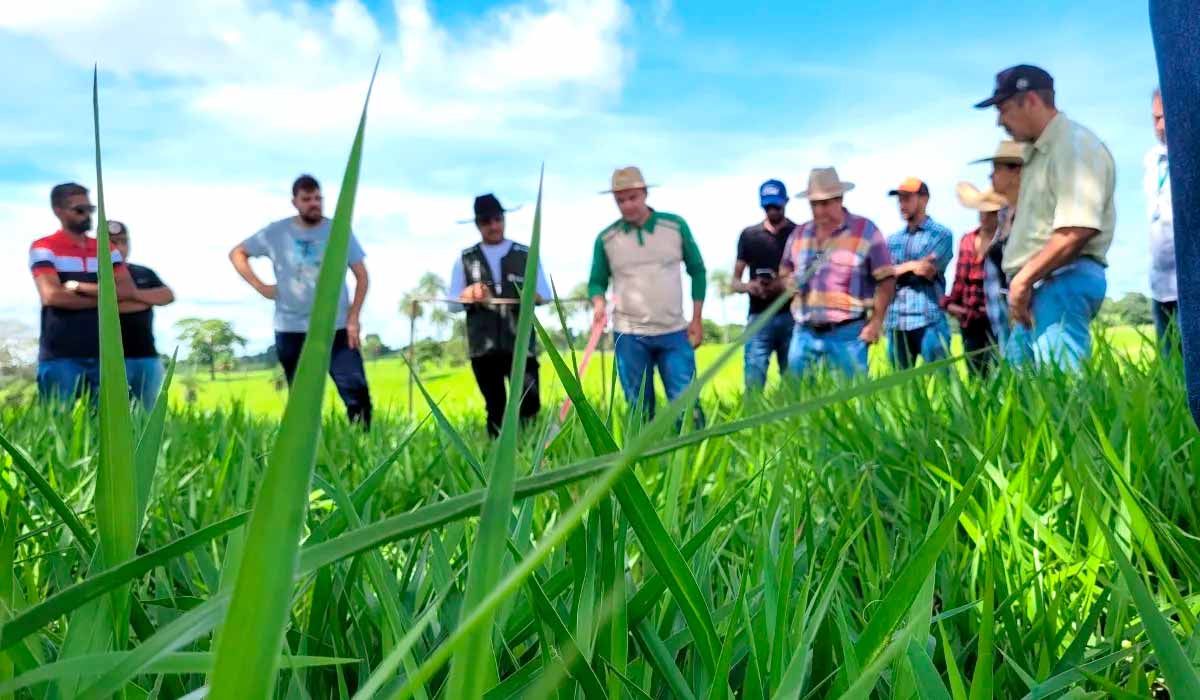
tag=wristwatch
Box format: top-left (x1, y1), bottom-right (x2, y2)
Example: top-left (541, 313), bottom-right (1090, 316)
top-left (64, 280), bottom-right (80, 292)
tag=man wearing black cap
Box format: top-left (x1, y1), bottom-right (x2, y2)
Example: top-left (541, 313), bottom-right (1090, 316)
top-left (975, 65), bottom-right (1115, 370)
top-left (448, 194), bottom-right (552, 437)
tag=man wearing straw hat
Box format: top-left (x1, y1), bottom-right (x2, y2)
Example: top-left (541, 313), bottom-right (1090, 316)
top-left (448, 193), bottom-right (552, 437)
top-left (975, 65), bottom-right (1115, 370)
top-left (943, 184), bottom-right (1008, 376)
top-left (588, 166), bottom-right (707, 427)
top-left (229, 174), bottom-right (373, 428)
top-left (969, 141), bottom-right (1026, 351)
top-left (780, 167), bottom-right (895, 380)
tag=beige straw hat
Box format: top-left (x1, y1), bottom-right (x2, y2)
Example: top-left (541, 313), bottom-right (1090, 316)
top-left (602, 166), bottom-right (657, 194)
top-left (794, 167), bottom-right (856, 201)
top-left (969, 141), bottom-right (1027, 165)
top-left (956, 182), bottom-right (1009, 212)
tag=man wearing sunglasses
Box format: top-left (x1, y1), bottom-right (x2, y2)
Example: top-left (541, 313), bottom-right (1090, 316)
top-left (732, 179), bottom-right (796, 391)
top-left (29, 182), bottom-right (139, 403)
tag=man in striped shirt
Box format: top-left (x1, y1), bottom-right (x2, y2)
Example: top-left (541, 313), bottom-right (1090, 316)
top-left (29, 182), bottom-right (138, 403)
top-left (781, 167), bottom-right (895, 380)
top-left (883, 178), bottom-right (954, 369)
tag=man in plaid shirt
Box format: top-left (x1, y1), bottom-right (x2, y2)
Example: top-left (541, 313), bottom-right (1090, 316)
top-left (781, 167), bottom-right (896, 380)
top-left (944, 183), bottom-right (1008, 377)
top-left (883, 178), bottom-right (954, 369)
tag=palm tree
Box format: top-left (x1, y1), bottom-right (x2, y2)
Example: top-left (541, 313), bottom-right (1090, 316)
top-left (708, 268), bottom-right (734, 342)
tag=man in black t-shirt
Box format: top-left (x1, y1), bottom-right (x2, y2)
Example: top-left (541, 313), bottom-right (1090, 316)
top-left (110, 221), bottom-right (175, 408)
top-left (732, 180), bottom-right (797, 390)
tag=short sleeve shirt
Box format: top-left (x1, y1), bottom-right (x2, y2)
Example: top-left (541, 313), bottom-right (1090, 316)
top-left (736, 220), bottom-right (795, 315)
top-left (121, 264), bottom-right (165, 358)
top-left (29, 230), bottom-right (126, 361)
top-left (1003, 113), bottom-right (1116, 278)
top-left (241, 217), bottom-right (366, 333)
top-left (781, 210), bottom-right (894, 325)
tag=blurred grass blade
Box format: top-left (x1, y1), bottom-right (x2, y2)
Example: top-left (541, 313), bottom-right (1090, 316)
top-left (446, 166), bottom-right (544, 700)
top-left (207, 61), bottom-right (378, 700)
top-left (853, 445), bottom-right (996, 665)
top-left (0, 512), bottom-right (248, 651)
top-left (134, 351), bottom-right (176, 529)
top-left (0, 432), bottom-right (95, 554)
top-left (1097, 517), bottom-right (1200, 698)
top-left (533, 310), bottom-right (721, 671)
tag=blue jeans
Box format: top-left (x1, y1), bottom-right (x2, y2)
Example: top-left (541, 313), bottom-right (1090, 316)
top-left (614, 330), bottom-right (704, 427)
top-left (787, 319), bottom-right (870, 381)
top-left (1004, 259), bottom-right (1107, 371)
top-left (744, 312), bottom-right (793, 390)
top-left (126, 357), bottom-right (165, 410)
top-left (1149, 0), bottom-right (1199, 426)
top-left (887, 317), bottom-right (950, 370)
top-left (37, 358), bottom-right (101, 403)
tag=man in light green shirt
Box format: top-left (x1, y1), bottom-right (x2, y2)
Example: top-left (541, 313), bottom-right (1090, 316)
top-left (975, 64), bottom-right (1115, 369)
top-left (589, 166), bottom-right (706, 426)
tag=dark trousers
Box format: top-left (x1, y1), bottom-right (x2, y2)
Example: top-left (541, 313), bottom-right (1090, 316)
top-left (1151, 0), bottom-right (1200, 426)
top-left (470, 352), bottom-right (540, 437)
top-left (960, 317), bottom-right (997, 378)
top-left (1153, 300), bottom-right (1181, 359)
top-left (276, 329), bottom-right (373, 429)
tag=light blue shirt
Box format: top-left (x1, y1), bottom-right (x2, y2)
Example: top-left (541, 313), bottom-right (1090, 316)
top-left (241, 217), bottom-right (365, 333)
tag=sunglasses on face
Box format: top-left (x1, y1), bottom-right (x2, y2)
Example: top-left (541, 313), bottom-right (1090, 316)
top-left (764, 205), bottom-right (783, 213)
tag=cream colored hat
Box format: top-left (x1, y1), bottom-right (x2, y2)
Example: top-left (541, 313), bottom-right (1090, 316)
top-left (970, 140), bottom-right (1027, 165)
top-left (956, 182), bottom-right (1009, 212)
top-left (794, 167), bottom-right (855, 201)
top-left (602, 166), bottom-right (656, 194)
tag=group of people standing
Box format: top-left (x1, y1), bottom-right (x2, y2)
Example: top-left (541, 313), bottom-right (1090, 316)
top-left (27, 63), bottom-right (1179, 439)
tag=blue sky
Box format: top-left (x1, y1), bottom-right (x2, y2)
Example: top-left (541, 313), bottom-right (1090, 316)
top-left (0, 1), bottom-right (1163, 353)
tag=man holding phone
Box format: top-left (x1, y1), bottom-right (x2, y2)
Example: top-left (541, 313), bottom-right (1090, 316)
top-left (732, 179), bottom-right (796, 390)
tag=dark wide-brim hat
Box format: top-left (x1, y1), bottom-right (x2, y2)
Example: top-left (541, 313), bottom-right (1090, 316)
top-left (457, 193), bottom-right (522, 224)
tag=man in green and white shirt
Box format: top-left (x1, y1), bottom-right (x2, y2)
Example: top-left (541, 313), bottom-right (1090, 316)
top-left (588, 166), bottom-right (707, 426)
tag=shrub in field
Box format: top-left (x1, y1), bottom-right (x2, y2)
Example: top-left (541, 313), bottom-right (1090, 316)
top-left (0, 68), bottom-right (1197, 699)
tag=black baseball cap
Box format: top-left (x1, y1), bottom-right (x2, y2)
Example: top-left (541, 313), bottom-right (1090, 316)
top-left (974, 64), bottom-right (1054, 108)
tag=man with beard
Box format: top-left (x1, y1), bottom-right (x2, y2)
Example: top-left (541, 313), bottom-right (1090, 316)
top-left (975, 65), bottom-right (1115, 370)
top-left (732, 179), bottom-right (796, 391)
top-left (883, 178), bottom-right (954, 369)
top-left (230, 174), bottom-right (373, 428)
top-left (29, 182), bottom-right (139, 403)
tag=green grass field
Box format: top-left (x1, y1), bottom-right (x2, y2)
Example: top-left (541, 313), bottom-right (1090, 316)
top-left (176, 324), bottom-right (1157, 420)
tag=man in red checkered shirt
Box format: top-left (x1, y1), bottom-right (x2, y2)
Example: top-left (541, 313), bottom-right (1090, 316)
top-left (29, 182), bottom-right (138, 403)
top-left (942, 183), bottom-right (1008, 377)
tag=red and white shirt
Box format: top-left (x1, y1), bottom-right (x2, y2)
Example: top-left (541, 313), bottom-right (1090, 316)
top-left (29, 230), bottom-right (125, 361)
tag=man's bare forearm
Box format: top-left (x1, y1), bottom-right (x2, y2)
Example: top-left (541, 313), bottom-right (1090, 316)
top-left (1011, 228), bottom-right (1098, 287)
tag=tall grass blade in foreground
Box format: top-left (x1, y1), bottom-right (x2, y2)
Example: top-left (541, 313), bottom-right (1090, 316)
top-left (446, 166), bottom-right (546, 698)
top-left (91, 66), bottom-right (139, 654)
top-left (207, 60), bottom-right (378, 700)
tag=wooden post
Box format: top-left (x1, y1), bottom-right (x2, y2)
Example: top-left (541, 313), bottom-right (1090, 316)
top-left (407, 299), bottom-right (417, 419)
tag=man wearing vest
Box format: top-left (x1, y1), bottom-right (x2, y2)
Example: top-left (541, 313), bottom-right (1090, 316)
top-left (449, 194), bottom-right (552, 437)
top-left (589, 167), bottom-right (707, 428)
